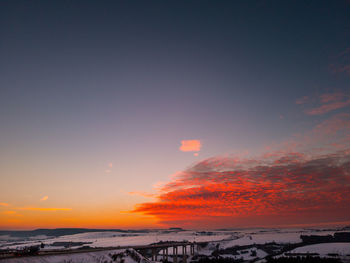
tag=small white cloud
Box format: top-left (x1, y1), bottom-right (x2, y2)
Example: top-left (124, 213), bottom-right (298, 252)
top-left (105, 169), bottom-right (111, 174)
top-left (40, 196), bottom-right (48, 201)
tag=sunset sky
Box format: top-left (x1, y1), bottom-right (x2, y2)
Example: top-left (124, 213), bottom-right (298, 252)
top-left (1, 1), bottom-right (350, 230)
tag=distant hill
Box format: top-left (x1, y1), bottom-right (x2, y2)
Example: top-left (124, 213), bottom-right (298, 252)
top-left (0, 228), bottom-right (154, 238)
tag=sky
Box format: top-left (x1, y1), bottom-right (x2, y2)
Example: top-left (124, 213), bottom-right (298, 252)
top-left (0, 0), bottom-right (350, 230)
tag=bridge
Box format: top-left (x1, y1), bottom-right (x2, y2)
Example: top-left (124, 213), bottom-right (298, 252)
top-left (0, 241), bottom-right (201, 262)
top-left (133, 241), bottom-right (198, 262)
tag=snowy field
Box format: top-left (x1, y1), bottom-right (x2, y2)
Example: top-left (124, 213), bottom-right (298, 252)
top-left (1, 227), bottom-right (350, 262)
top-left (289, 242), bottom-right (350, 256)
top-left (0, 228), bottom-right (343, 250)
top-left (1, 230), bottom-right (232, 250)
top-left (1, 248), bottom-right (143, 263)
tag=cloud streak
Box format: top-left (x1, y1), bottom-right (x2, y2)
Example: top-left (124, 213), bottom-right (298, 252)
top-left (305, 99), bottom-right (350, 115)
top-left (105, 162), bottom-right (113, 174)
top-left (40, 196), bottom-right (48, 201)
top-left (2, 211), bottom-right (22, 216)
top-left (296, 96), bottom-right (309, 105)
top-left (129, 191), bottom-right (157, 198)
top-left (330, 64), bottom-right (350, 75)
top-left (297, 92), bottom-right (350, 116)
top-left (18, 207), bottom-right (72, 212)
top-left (329, 47), bottom-right (350, 75)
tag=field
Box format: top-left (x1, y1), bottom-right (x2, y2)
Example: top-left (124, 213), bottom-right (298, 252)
top-left (1, 227), bottom-right (350, 262)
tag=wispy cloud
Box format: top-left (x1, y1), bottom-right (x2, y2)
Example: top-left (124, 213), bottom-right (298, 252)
top-left (305, 99), bottom-right (350, 115)
top-left (3, 211), bottom-right (16, 215)
top-left (18, 207), bottom-right (72, 212)
top-left (329, 47), bottom-right (350, 75)
top-left (297, 91), bottom-right (350, 115)
top-left (0, 202), bottom-right (9, 207)
top-left (335, 47), bottom-right (350, 58)
top-left (129, 191), bottom-right (157, 198)
top-left (179, 140), bottom-right (201, 152)
top-left (105, 162), bottom-right (113, 173)
top-left (330, 64), bottom-right (350, 75)
top-left (3, 211), bottom-right (22, 216)
top-left (319, 93), bottom-right (345, 103)
top-left (296, 96), bottom-right (309, 105)
top-left (40, 196), bottom-right (48, 201)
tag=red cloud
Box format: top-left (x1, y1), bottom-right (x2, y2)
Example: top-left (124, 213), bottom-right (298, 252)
top-left (132, 151), bottom-right (350, 228)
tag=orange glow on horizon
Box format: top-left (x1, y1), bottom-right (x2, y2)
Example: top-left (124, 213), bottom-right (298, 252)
top-left (0, 207), bottom-right (159, 230)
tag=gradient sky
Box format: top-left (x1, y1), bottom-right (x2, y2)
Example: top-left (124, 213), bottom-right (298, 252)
top-left (1, 0), bottom-right (350, 230)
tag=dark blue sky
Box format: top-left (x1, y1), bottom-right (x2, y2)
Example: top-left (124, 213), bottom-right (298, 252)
top-left (1, 1), bottom-right (349, 135)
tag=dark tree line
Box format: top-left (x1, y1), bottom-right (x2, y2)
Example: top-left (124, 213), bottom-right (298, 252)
top-left (266, 256), bottom-right (343, 263)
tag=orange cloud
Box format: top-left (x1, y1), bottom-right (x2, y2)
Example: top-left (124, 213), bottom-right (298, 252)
top-left (40, 196), bottom-right (48, 201)
top-left (3, 211), bottom-right (16, 214)
top-left (129, 191), bottom-right (157, 198)
top-left (179, 140), bottom-right (201, 152)
top-left (3, 211), bottom-right (22, 216)
top-left (0, 202), bottom-right (9, 207)
top-left (132, 151), bottom-right (350, 228)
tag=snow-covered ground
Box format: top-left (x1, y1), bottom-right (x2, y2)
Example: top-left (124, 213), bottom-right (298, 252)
top-left (0, 228), bottom-right (343, 250)
top-left (271, 242), bottom-right (350, 263)
top-left (220, 248), bottom-right (268, 261)
top-left (218, 229), bottom-right (339, 248)
top-left (288, 242), bottom-right (350, 256)
top-left (1, 227), bottom-right (350, 262)
top-left (1, 230), bottom-right (233, 250)
top-left (1, 248), bottom-right (144, 263)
